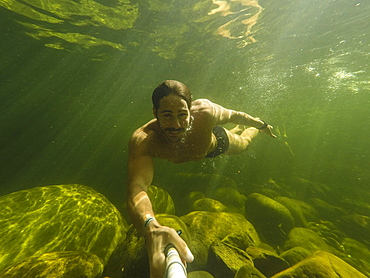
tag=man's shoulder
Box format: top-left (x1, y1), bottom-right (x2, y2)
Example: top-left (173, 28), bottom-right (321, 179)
top-left (191, 99), bottom-right (214, 114)
top-left (192, 98), bottom-right (213, 107)
top-left (130, 120), bottom-right (158, 150)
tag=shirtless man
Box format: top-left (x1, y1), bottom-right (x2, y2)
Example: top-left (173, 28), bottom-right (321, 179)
top-left (127, 80), bottom-right (276, 277)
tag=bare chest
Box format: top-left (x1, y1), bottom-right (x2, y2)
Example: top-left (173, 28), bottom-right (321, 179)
top-left (153, 131), bottom-right (216, 163)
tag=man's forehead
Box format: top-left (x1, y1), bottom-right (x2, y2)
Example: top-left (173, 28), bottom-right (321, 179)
top-left (158, 96), bottom-right (189, 109)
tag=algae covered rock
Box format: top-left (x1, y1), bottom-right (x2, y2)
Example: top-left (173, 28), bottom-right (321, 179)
top-left (164, 173), bottom-right (238, 204)
top-left (206, 240), bottom-right (253, 278)
top-left (0, 251), bottom-right (104, 278)
top-left (221, 232), bottom-right (259, 251)
top-left (148, 185), bottom-right (175, 215)
top-left (283, 227), bottom-right (333, 253)
top-left (192, 198), bottom-right (227, 212)
top-left (308, 198), bottom-right (347, 220)
top-left (234, 264), bottom-right (266, 278)
top-left (245, 193), bottom-right (295, 246)
top-left (246, 246), bottom-right (289, 277)
top-left (212, 187), bottom-right (246, 214)
top-left (275, 196), bottom-right (319, 227)
top-left (181, 211), bottom-right (260, 249)
top-left (279, 246), bottom-right (311, 266)
top-left (338, 213), bottom-right (370, 245)
top-left (0, 184), bottom-right (127, 272)
top-left (271, 251), bottom-right (367, 278)
top-left (188, 270), bottom-right (214, 278)
top-left (340, 238), bottom-right (370, 277)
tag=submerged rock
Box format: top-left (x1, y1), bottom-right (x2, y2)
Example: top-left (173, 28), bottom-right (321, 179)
top-left (0, 184), bottom-right (127, 272)
top-left (192, 198), bottom-right (227, 212)
top-left (212, 187), bottom-right (246, 214)
top-left (180, 191), bottom-right (206, 215)
top-left (275, 196), bottom-right (319, 227)
top-left (246, 246), bottom-right (289, 277)
top-left (340, 238), bottom-right (370, 277)
top-left (0, 251), bottom-right (104, 278)
top-left (245, 193), bottom-right (295, 246)
top-left (234, 264), bottom-right (266, 278)
top-left (148, 185), bottom-right (176, 215)
top-left (164, 173), bottom-right (238, 204)
top-left (338, 213), bottom-right (370, 246)
top-left (308, 198), bottom-right (347, 221)
top-left (206, 241), bottom-right (253, 278)
top-left (271, 251), bottom-right (367, 278)
top-left (181, 211), bottom-right (260, 250)
top-left (221, 232), bottom-right (259, 251)
top-left (279, 246), bottom-right (311, 267)
top-left (188, 270), bottom-right (214, 278)
top-left (283, 227), bottom-right (333, 253)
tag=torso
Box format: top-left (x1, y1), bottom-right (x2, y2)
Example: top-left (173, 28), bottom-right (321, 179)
top-left (134, 100), bottom-right (218, 163)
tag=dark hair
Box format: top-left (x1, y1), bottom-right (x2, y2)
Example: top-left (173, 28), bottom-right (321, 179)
top-left (152, 80), bottom-right (192, 111)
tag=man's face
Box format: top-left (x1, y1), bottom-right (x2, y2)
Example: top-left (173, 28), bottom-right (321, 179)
top-left (155, 94), bottom-right (191, 143)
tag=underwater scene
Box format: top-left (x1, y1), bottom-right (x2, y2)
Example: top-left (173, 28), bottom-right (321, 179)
top-left (0, 0), bottom-right (369, 277)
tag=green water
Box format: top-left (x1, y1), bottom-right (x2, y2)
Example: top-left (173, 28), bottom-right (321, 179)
top-left (1, 0), bottom-right (369, 224)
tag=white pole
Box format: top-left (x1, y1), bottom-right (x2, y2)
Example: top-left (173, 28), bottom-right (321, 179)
top-left (164, 244), bottom-right (187, 278)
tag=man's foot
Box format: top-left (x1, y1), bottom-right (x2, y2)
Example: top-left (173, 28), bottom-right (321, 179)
top-left (241, 127), bottom-right (259, 140)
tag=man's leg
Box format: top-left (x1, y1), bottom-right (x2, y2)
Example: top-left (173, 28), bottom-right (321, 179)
top-left (224, 127), bottom-right (258, 155)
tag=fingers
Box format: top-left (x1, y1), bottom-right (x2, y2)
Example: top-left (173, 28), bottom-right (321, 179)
top-left (167, 228), bottom-right (194, 263)
top-left (265, 125), bottom-right (277, 138)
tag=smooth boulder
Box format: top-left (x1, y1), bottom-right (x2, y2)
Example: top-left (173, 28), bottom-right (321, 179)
top-left (0, 251), bottom-right (104, 278)
top-left (271, 251), bottom-right (367, 278)
top-left (0, 184), bottom-right (127, 273)
top-left (181, 211), bottom-right (260, 250)
top-left (245, 193), bottom-right (295, 246)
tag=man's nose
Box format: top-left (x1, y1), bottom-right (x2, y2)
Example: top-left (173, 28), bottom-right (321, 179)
top-left (171, 117), bottom-right (181, 128)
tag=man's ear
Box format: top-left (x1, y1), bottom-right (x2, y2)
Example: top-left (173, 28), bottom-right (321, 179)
top-left (153, 107), bottom-right (157, 118)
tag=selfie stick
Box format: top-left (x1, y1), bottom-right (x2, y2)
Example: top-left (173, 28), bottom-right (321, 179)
top-left (164, 244), bottom-right (187, 278)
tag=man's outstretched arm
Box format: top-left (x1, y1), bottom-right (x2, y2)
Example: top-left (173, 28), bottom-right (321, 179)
top-left (127, 133), bottom-right (193, 278)
top-left (200, 99), bottom-right (277, 138)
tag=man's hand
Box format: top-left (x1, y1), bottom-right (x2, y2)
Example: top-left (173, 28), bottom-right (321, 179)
top-left (145, 222), bottom-right (194, 278)
top-left (260, 124), bottom-right (277, 138)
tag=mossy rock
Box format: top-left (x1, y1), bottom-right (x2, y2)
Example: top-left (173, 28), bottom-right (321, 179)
top-left (222, 231), bottom-right (260, 251)
top-left (246, 246), bottom-right (289, 277)
top-left (206, 240), bottom-right (253, 278)
top-left (0, 251), bottom-right (104, 278)
top-left (212, 187), bottom-right (246, 211)
top-left (308, 198), bottom-right (347, 221)
top-left (188, 270), bottom-right (214, 278)
top-left (271, 251), bottom-right (367, 278)
top-left (0, 184), bottom-right (127, 272)
top-left (275, 196), bottom-right (319, 227)
top-left (179, 191), bottom-right (206, 215)
top-left (163, 173), bottom-right (238, 204)
top-left (192, 198), bottom-right (227, 212)
top-left (234, 264), bottom-right (266, 278)
top-left (181, 211), bottom-right (260, 250)
top-left (340, 238), bottom-right (370, 277)
top-left (245, 193), bottom-right (295, 246)
top-left (283, 227), bottom-right (333, 253)
top-left (148, 185), bottom-right (175, 215)
top-left (338, 213), bottom-right (370, 246)
top-left (279, 247), bottom-right (312, 266)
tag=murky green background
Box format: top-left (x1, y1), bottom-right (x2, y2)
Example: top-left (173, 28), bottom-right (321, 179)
top-left (1, 0), bottom-right (369, 217)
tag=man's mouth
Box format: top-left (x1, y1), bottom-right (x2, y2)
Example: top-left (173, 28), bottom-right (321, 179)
top-left (166, 128), bottom-right (184, 136)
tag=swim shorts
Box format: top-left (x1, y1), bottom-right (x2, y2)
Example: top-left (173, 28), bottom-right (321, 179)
top-left (205, 126), bottom-right (230, 158)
